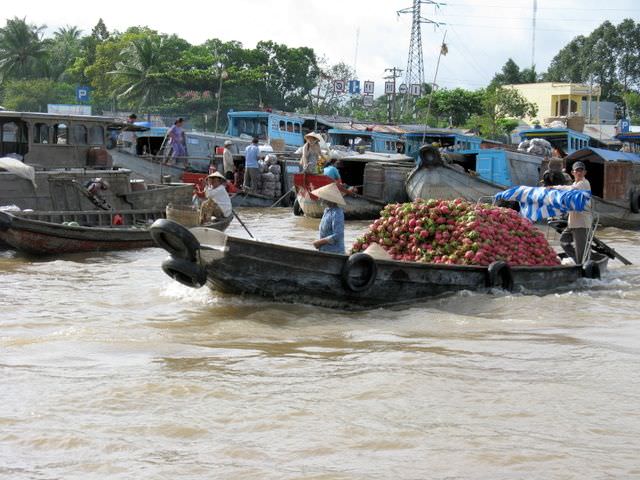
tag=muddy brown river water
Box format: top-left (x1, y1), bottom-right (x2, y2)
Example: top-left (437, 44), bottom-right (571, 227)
top-left (1, 208), bottom-right (640, 479)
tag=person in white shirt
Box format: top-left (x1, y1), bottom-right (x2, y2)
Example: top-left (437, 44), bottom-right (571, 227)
top-left (202, 171), bottom-right (232, 221)
top-left (548, 161), bottom-right (592, 263)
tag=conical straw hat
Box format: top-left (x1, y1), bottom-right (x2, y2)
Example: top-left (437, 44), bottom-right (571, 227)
top-left (304, 132), bottom-right (323, 142)
top-left (311, 182), bottom-right (346, 206)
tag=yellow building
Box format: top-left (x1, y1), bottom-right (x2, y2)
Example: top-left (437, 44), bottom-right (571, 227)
top-left (504, 82), bottom-right (602, 125)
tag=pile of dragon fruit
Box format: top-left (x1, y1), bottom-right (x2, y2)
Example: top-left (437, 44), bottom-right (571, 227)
top-left (351, 198), bottom-right (561, 266)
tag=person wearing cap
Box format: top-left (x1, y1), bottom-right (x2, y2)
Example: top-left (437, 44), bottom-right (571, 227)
top-left (202, 171), bottom-right (232, 220)
top-left (301, 132), bottom-right (323, 174)
top-left (547, 160), bottom-right (592, 263)
top-left (311, 182), bottom-right (346, 254)
top-left (243, 137), bottom-right (260, 192)
top-left (222, 140), bottom-right (235, 181)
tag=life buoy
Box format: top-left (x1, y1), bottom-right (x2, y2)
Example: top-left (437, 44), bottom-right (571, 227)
top-left (582, 260), bottom-right (601, 280)
top-left (630, 188), bottom-right (640, 214)
top-left (341, 253), bottom-right (377, 292)
top-left (293, 198), bottom-right (303, 216)
top-left (150, 219), bottom-right (200, 261)
top-left (161, 256), bottom-right (207, 288)
top-left (486, 261), bottom-right (514, 291)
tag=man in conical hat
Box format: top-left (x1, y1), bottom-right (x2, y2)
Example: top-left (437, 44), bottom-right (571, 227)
top-left (311, 182), bottom-right (346, 254)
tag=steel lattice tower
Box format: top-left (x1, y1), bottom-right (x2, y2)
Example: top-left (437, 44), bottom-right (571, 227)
top-left (398, 0), bottom-right (444, 114)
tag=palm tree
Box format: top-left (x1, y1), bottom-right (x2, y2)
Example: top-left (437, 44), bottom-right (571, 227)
top-left (109, 36), bottom-right (176, 108)
top-left (0, 17), bottom-right (47, 82)
top-left (49, 25), bottom-right (83, 80)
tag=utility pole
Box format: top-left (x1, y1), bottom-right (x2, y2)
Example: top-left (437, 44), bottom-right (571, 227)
top-left (384, 67), bottom-right (403, 123)
top-left (397, 0), bottom-right (445, 116)
top-left (531, 0), bottom-right (537, 70)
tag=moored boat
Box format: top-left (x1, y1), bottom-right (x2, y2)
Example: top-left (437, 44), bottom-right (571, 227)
top-left (294, 153), bottom-right (414, 220)
top-left (149, 220), bottom-right (608, 311)
top-left (406, 146), bottom-right (504, 202)
top-left (565, 147), bottom-right (640, 229)
top-left (0, 209), bottom-right (232, 255)
top-left (0, 111), bottom-right (193, 211)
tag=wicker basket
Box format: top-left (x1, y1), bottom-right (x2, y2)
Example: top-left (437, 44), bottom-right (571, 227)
top-left (166, 204), bottom-right (199, 227)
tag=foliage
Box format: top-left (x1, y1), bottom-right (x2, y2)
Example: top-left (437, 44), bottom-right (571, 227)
top-left (1, 78), bottom-right (75, 111)
top-left (491, 58), bottom-right (537, 86)
top-left (543, 19), bottom-right (640, 102)
top-left (0, 17), bottom-right (47, 82)
top-left (415, 88), bottom-right (484, 127)
top-left (469, 87), bottom-right (538, 140)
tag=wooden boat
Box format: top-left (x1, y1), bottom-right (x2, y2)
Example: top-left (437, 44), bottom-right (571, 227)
top-left (293, 153), bottom-right (414, 220)
top-left (149, 219), bottom-right (608, 311)
top-left (406, 146), bottom-right (504, 202)
top-left (565, 147), bottom-right (640, 229)
top-left (0, 209), bottom-right (232, 255)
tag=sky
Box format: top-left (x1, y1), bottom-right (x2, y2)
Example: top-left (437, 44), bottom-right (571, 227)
top-left (2, 0), bottom-right (638, 96)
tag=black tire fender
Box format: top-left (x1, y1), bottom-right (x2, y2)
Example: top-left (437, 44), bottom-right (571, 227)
top-left (582, 260), bottom-right (601, 280)
top-left (161, 256), bottom-right (207, 288)
top-left (292, 198), bottom-right (303, 216)
top-left (341, 253), bottom-right (377, 292)
top-left (486, 261), bottom-right (514, 291)
top-left (630, 187), bottom-right (640, 214)
top-left (150, 219), bottom-right (200, 261)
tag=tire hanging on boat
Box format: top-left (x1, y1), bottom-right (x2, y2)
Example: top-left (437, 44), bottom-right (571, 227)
top-left (150, 219), bottom-right (200, 261)
top-left (161, 256), bottom-right (207, 288)
top-left (630, 187), bottom-right (640, 214)
top-left (582, 260), bottom-right (601, 280)
top-left (486, 261), bottom-right (514, 291)
top-left (341, 253), bottom-right (377, 292)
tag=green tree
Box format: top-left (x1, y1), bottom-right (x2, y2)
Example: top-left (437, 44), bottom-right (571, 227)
top-left (492, 58), bottom-right (537, 86)
top-left (471, 86), bottom-right (538, 140)
top-left (108, 33), bottom-right (183, 109)
top-left (312, 60), bottom-right (354, 115)
top-left (0, 17), bottom-right (47, 82)
top-left (1, 78), bottom-right (75, 111)
top-left (46, 25), bottom-right (83, 81)
top-left (415, 88), bottom-right (484, 127)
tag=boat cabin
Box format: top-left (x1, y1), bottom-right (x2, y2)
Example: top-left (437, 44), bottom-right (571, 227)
top-left (518, 128), bottom-right (590, 155)
top-left (403, 130), bottom-right (482, 159)
top-left (328, 128), bottom-right (402, 154)
top-left (227, 111), bottom-right (305, 147)
top-left (565, 147), bottom-right (640, 201)
top-left (0, 111), bottom-right (120, 169)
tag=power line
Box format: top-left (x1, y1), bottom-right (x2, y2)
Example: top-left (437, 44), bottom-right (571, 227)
top-left (445, 1), bottom-right (640, 11)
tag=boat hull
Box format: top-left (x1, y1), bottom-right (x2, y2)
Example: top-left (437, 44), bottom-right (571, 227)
top-left (151, 222), bottom-right (608, 311)
top-left (0, 210), bottom-right (231, 255)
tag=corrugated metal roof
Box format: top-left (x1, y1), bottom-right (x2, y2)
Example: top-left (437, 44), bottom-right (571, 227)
top-left (567, 147), bottom-right (640, 163)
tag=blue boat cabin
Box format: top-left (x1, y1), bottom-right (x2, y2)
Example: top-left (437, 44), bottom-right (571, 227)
top-left (328, 129), bottom-right (402, 154)
top-left (226, 111), bottom-right (304, 147)
top-left (518, 128), bottom-right (590, 155)
top-left (403, 131), bottom-right (482, 159)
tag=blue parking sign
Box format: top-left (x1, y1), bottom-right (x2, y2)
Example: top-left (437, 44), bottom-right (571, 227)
top-left (348, 80), bottom-right (360, 94)
top-left (76, 86), bottom-right (91, 102)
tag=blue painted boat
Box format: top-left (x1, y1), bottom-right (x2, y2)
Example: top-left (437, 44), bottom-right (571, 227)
top-left (518, 127), bottom-right (590, 154)
top-left (226, 110), bottom-right (305, 147)
top-left (327, 128), bottom-right (403, 154)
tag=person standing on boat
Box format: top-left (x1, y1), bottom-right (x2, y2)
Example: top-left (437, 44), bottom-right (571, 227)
top-left (243, 137), bottom-right (260, 192)
top-left (311, 183), bottom-right (346, 254)
top-left (167, 118), bottom-right (187, 167)
top-left (202, 171), bottom-right (232, 221)
top-left (547, 161), bottom-right (592, 264)
top-left (301, 132), bottom-right (323, 174)
top-left (222, 140), bottom-right (235, 182)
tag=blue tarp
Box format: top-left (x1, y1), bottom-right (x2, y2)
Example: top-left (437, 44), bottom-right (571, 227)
top-left (495, 186), bottom-right (591, 222)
